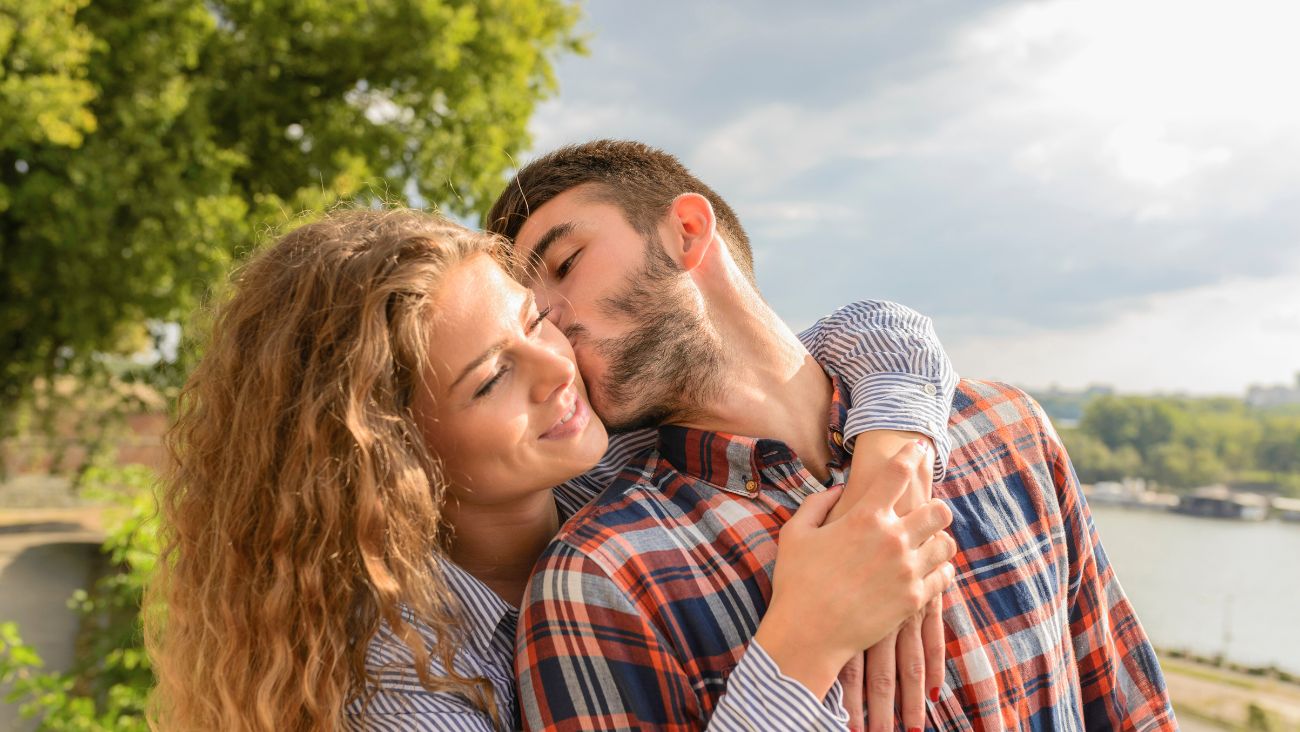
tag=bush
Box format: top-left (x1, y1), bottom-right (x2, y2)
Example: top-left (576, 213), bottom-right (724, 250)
top-left (0, 465), bottom-right (158, 731)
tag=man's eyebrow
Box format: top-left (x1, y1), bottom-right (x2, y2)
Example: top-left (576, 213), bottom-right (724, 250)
top-left (528, 221), bottom-right (577, 274)
top-left (449, 291), bottom-right (536, 391)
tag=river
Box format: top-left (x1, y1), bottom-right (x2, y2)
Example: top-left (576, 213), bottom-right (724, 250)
top-left (1088, 504), bottom-right (1300, 674)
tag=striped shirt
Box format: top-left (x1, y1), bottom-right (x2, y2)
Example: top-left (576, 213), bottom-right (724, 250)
top-left (516, 380), bottom-right (1177, 731)
top-left (345, 299), bottom-right (957, 731)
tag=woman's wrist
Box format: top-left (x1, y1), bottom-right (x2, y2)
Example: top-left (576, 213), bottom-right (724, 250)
top-left (752, 615), bottom-right (849, 699)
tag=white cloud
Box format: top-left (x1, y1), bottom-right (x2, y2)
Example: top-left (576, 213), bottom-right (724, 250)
top-left (527, 0), bottom-right (1300, 393)
top-left (944, 270), bottom-right (1300, 394)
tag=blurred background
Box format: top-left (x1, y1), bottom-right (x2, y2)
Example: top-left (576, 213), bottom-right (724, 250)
top-left (2, 1), bottom-right (1297, 730)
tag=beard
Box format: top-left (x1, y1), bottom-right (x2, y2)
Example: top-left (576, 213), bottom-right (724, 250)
top-left (585, 233), bottom-right (725, 434)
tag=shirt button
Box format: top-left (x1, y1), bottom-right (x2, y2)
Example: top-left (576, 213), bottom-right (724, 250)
top-left (744, 479), bottom-right (759, 495)
top-left (923, 383), bottom-right (938, 396)
top-left (831, 430), bottom-right (844, 447)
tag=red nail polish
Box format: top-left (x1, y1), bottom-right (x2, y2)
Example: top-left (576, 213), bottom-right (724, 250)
top-left (909, 727), bottom-right (922, 732)
top-left (929, 687), bottom-right (940, 702)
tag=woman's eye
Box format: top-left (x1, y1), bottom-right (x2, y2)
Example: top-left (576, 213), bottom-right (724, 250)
top-left (529, 307), bottom-right (553, 333)
top-left (555, 250), bottom-right (580, 279)
top-left (473, 307), bottom-right (553, 399)
top-left (474, 366), bottom-right (509, 399)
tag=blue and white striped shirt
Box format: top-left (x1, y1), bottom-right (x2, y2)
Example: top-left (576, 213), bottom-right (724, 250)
top-left (345, 300), bottom-right (957, 731)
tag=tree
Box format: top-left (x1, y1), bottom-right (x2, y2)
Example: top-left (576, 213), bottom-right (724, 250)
top-left (1257, 421), bottom-right (1300, 479)
top-left (1079, 396), bottom-right (1175, 462)
top-left (1, 0), bottom-right (583, 420)
top-left (1149, 442), bottom-right (1226, 490)
top-left (1058, 428), bottom-right (1141, 484)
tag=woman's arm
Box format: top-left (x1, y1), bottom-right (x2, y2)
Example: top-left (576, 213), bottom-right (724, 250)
top-left (798, 299), bottom-right (958, 732)
top-left (553, 300), bottom-right (956, 505)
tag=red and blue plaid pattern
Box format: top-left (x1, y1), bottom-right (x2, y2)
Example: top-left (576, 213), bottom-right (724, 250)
top-left (516, 379), bottom-right (1176, 731)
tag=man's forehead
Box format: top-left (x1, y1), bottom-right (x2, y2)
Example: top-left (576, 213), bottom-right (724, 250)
top-left (517, 186), bottom-right (620, 250)
top-left (521, 184), bottom-right (604, 225)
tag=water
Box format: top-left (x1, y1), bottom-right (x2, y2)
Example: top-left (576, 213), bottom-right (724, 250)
top-left (1088, 504), bottom-right (1300, 674)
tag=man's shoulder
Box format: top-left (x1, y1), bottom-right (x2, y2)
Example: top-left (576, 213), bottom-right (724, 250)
top-left (947, 379), bottom-right (1056, 460)
top-left (538, 447), bottom-right (675, 579)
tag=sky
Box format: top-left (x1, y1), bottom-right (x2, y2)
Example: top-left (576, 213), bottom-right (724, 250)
top-left (519, 0), bottom-right (1300, 396)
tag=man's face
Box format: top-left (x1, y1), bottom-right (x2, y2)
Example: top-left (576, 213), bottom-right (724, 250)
top-left (513, 185), bottom-right (720, 433)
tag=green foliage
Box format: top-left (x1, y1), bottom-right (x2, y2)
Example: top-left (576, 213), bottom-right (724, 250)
top-left (0, 465), bottom-right (160, 730)
top-left (1147, 441), bottom-right (1226, 490)
top-left (1257, 421), bottom-right (1300, 477)
top-left (1, 0), bottom-right (584, 420)
top-left (1066, 394), bottom-right (1300, 493)
top-left (0, 0), bottom-right (98, 151)
top-left (1058, 429), bottom-right (1141, 484)
top-left (1080, 395), bottom-right (1176, 461)
top-left (1245, 702), bottom-right (1277, 731)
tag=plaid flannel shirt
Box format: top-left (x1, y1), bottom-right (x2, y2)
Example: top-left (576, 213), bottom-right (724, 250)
top-left (516, 379), bottom-right (1177, 731)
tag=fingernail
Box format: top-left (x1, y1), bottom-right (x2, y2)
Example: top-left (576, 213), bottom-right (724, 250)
top-left (909, 727), bottom-right (922, 732)
top-left (913, 438), bottom-right (929, 454)
top-left (929, 686), bottom-right (940, 702)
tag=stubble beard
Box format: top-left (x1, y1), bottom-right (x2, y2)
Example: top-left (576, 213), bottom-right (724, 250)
top-left (588, 233), bottom-right (725, 434)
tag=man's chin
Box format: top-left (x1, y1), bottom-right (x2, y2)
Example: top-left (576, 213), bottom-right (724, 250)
top-left (583, 385), bottom-right (639, 435)
top-left (602, 400), bottom-right (674, 435)
top-left (588, 389), bottom-right (639, 435)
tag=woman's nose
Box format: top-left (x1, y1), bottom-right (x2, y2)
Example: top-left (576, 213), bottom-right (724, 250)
top-left (529, 340), bottom-right (577, 404)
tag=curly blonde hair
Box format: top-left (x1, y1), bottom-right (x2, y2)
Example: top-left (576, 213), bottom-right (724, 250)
top-left (146, 208), bottom-right (509, 730)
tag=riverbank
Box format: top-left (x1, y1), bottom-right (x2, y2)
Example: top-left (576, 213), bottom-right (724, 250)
top-left (1162, 652), bottom-right (1300, 730)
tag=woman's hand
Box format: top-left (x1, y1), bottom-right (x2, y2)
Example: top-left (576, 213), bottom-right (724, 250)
top-left (830, 429), bottom-right (951, 732)
top-left (753, 440), bottom-right (956, 701)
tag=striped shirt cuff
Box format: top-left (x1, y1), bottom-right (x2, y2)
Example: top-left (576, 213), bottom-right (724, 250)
top-left (709, 639), bottom-right (850, 731)
top-left (844, 371), bottom-right (953, 481)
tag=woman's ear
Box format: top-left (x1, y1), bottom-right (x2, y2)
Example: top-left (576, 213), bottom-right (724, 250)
top-left (669, 193), bottom-right (717, 271)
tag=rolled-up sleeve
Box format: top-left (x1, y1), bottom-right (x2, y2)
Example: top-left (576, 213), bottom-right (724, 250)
top-left (799, 299), bottom-right (958, 480)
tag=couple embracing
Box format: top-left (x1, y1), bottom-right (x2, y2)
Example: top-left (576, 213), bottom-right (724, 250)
top-left (149, 140), bottom-right (1177, 731)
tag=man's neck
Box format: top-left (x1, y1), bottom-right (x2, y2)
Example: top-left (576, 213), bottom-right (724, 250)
top-left (445, 490), bottom-right (559, 608)
top-left (672, 291), bottom-right (835, 483)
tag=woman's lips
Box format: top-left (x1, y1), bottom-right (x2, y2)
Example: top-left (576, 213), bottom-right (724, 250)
top-left (540, 393), bottom-right (590, 440)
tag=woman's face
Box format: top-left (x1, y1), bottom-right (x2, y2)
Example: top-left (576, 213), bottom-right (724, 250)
top-left (415, 253), bottom-right (608, 506)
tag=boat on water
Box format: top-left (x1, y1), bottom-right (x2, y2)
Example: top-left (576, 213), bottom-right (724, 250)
top-left (1174, 485), bottom-right (1269, 521)
top-left (1273, 496), bottom-right (1300, 523)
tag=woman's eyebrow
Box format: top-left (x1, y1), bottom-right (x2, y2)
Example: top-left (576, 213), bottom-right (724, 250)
top-left (449, 291), bottom-right (536, 390)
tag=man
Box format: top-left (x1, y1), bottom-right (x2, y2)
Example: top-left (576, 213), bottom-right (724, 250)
top-left (486, 140), bottom-right (1176, 731)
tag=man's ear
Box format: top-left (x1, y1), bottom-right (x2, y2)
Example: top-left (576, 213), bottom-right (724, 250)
top-left (668, 193), bottom-right (716, 271)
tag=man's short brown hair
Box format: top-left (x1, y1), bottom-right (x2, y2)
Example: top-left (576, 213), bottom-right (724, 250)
top-left (485, 140), bottom-right (754, 282)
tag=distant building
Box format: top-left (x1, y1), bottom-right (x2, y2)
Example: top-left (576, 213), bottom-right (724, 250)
top-left (1084, 478), bottom-right (1177, 510)
top-left (1274, 497), bottom-right (1300, 523)
top-left (1246, 373), bottom-right (1300, 408)
top-left (1175, 485), bottom-right (1269, 521)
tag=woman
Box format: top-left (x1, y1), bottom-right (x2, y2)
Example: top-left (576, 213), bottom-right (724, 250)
top-left (146, 208), bottom-right (955, 731)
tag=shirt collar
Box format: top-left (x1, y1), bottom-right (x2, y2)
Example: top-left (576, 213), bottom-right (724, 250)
top-left (656, 371), bottom-right (851, 498)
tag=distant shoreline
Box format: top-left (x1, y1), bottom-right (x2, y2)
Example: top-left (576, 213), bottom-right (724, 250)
top-left (1159, 649), bottom-right (1300, 730)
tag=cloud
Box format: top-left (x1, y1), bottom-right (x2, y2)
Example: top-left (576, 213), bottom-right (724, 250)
top-left (943, 270), bottom-right (1300, 394)
top-left (524, 0), bottom-right (1300, 391)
